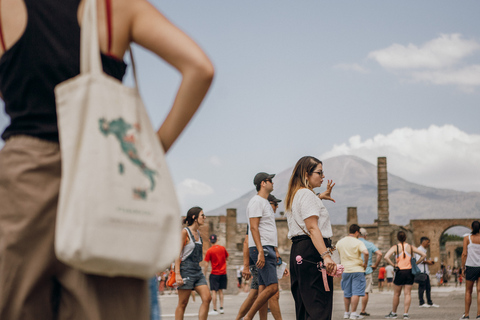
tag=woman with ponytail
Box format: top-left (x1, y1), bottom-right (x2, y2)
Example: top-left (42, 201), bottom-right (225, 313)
top-left (460, 220), bottom-right (480, 320)
top-left (174, 207), bottom-right (211, 320)
top-left (384, 231), bottom-right (426, 319)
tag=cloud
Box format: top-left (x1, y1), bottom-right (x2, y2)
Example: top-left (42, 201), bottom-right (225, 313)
top-left (209, 155), bottom-right (222, 166)
top-left (321, 125), bottom-right (480, 192)
top-left (367, 34), bottom-right (480, 89)
top-left (177, 178), bottom-right (214, 196)
top-left (333, 63), bottom-right (369, 74)
top-left (411, 65), bottom-right (480, 86)
top-left (368, 34), bottom-right (480, 70)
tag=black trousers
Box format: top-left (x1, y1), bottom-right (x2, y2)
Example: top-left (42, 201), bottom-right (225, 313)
top-left (290, 236), bottom-right (333, 320)
top-left (418, 274), bottom-right (432, 305)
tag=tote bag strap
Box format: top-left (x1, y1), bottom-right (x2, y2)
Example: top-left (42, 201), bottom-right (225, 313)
top-left (81, 0), bottom-right (102, 75)
top-left (81, 0), bottom-right (141, 91)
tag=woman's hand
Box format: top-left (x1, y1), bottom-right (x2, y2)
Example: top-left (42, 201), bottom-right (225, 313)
top-left (318, 180), bottom-right (336, 203)
top-left (323, 255), bottom-right (337, 275)
top-left (175, 273), bottom-right (184, 286)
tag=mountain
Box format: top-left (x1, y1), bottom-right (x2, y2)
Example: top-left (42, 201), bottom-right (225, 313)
top-left (207, 155), bottom-right (480, 225)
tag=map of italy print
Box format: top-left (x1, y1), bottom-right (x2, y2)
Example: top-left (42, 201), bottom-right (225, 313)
top-left (99, 117), bottom-right (157, 200)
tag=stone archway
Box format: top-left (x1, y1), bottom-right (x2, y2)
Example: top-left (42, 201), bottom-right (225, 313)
top-left (410, 219), bottom-right (477, 274)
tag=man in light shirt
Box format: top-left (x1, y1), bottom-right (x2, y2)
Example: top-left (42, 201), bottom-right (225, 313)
top-left (385, 264), bottom-right (394, 291)
top-left (337, 224), bottom-right (369, 320)
top-left (358, 228), bottom-right (382, 317)
top-left (243, 172), bottom-right (279, 320)
top-left (415, 237), bottom-right (439, 308)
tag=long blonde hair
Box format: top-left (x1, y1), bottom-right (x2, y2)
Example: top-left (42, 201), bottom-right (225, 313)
top-left (285, 156), bottom-right (322, 212)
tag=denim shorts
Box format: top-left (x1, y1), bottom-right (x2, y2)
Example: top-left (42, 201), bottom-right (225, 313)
top-left (249, 265), bottom-right (259, 290)
top-left (177, 266), bottom-right (207, 290)
top-left (341, 272), bottom-right (366, 298)
top-left (249, 246), bottom-right (278, 287)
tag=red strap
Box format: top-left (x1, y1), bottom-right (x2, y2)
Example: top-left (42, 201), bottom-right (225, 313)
top-left (105, 0), bottom-right (112, 55)
top-left (0, 0), bottom-right (7, 52)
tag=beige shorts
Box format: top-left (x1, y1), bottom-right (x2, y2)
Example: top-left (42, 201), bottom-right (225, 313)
top-left (365, 273), bottom-right (373, 293)
top-left (0, 136), bottom-right (149, 320)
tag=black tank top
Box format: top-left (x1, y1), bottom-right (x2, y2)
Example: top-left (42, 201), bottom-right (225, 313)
top-left (0, 0), bottom-right (127, 142)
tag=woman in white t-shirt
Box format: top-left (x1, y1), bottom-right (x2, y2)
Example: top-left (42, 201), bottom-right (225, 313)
top-left (460, 220), bottom-right (480, 320)
top-left (285, 156), bottom-right (336, 320)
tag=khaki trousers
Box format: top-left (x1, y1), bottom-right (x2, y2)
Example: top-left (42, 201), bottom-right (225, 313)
top-left (0, 136), bottom-right (149, 320)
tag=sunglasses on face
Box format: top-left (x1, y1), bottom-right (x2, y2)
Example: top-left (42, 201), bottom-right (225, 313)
top-left (264, 179), bottom-right (272, 183)
top-left (269, 202), bottom-right (279, 206)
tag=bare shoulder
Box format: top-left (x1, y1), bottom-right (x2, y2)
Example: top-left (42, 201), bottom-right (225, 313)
top-left (471, 234), bottom-right (480, 244)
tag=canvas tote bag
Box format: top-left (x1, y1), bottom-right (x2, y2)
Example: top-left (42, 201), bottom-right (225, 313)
top-left (54, 0), bottom-right (181, 278)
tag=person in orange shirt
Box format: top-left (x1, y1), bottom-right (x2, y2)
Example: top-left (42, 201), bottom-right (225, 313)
top-left (384, 231), bottom-right (426, 319)
top-left (378, 264), bottom-right (386, 292)
top-left (204, 234), bottom-right (229, 315)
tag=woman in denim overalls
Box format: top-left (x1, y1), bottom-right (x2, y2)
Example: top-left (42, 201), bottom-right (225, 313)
top-left (174, 207), bottom-right (212, 319)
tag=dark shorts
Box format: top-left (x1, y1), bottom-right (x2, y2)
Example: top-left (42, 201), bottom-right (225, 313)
top-left (209, 274), bottom-right (227, 291)
top-left (465, 266), bottom-right (480, 281)
top-left (249, 246), bottom-right (278, 287)
top-left (378, 278), bottom-right (385, 282)
top-left (387, 277), bottom-right (393, 283)
top-left (394, 269), bottom-right (414, 286)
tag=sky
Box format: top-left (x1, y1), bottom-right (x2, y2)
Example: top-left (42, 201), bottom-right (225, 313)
top-left (1, 1), bottom-right (479, 214)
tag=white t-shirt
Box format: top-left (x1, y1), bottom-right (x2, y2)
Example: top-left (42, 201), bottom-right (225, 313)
top-left (286, 188), bottom-right (333, 239)
top-left (246, 195), bottom-right (278, 248)
top-left (385, 264), bottom-right (394, 278)
top-left (415, 245), bottom-right (429, 274)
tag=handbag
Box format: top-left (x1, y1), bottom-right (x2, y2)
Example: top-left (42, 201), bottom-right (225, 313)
top-left (414, 258), bottom-right (428, 283)
top-left (54, 0), bottom-right (181, 278)
top-left (411, 246), bottom-right (421, 275)
top-left (166, 264), bottom-right (176, 287)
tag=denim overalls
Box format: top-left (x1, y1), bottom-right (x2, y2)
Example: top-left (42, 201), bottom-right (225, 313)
top-left (178, 227), bottom-right (207, 289)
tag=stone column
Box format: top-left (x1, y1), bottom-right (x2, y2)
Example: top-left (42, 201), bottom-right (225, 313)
top-left (377, 157), bottom-right (391, 253)
top-left (347, 207), bottom-right (358, 232)
top-left (225, 208), bottom-right (241, 294)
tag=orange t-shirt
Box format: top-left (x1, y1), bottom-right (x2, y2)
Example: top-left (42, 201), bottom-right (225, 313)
top-left (204, 245), bottom-right (229, 275)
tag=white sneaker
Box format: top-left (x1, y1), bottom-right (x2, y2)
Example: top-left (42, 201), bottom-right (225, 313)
top-left (219, 308), bottom-right (224, 314)
top-left (429, 303), bottom-right (439, 308)
top-left (350, 314), bottom-right (364, 319)
top-left (208, 310), bottom-right (219, 315)
top-left (344, 312), bottom-right (351, 319)
top-left (419, 304), bottom-right (431, 308)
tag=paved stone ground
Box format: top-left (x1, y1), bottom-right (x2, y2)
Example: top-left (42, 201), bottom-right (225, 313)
top-left (159, 285), bottom-right (474, 319)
